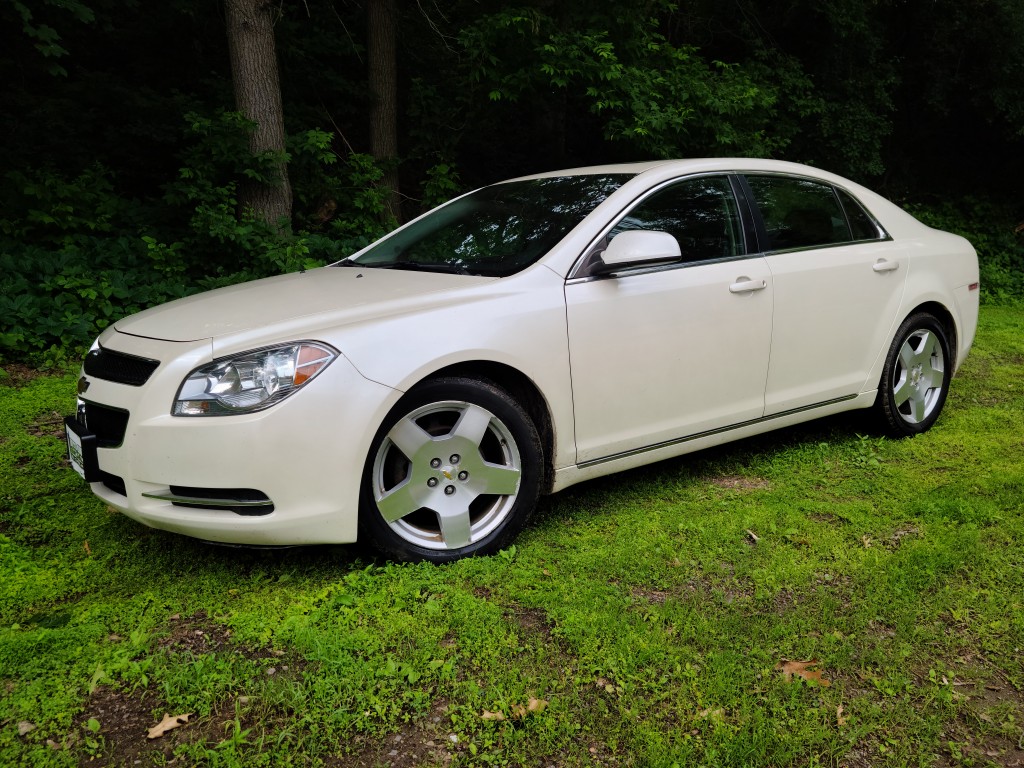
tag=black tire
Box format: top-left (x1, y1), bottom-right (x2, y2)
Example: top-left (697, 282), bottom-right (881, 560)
top-left (358, 376), bottom-right (543, 563)
top-left (876, 312), bottom-right (952, 437)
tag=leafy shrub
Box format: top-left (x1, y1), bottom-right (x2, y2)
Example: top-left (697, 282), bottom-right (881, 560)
top-left (0, 114), bottom-right (410, 365)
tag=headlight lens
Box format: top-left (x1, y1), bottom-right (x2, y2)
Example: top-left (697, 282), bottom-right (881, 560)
top-left (174, 342), bottom-right (337, 416)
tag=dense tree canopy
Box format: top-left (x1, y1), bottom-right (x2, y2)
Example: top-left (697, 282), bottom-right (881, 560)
top-left (1, 0), bottom-right (1022, 361)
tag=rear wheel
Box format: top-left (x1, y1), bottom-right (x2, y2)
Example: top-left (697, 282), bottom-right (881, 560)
top-left (876, 313), bottom-right (952, 436)
top-left (359, 377), bottom-right (542, 563)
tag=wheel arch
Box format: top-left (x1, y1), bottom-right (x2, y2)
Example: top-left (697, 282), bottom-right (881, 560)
top-left (905, 300), bottom-right (959, 369)
top-left (409, 361), bottom-right (557, 494)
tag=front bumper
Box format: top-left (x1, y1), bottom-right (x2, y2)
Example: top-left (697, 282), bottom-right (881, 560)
top-left (77, 330), bottom-right (399, 545)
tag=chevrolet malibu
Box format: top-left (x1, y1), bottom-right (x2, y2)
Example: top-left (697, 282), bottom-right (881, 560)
top-left (65, 159), bottom-right (979, 562)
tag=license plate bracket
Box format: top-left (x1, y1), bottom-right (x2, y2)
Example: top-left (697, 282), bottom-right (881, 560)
top-left (65, 416), bottom-right (100, 482)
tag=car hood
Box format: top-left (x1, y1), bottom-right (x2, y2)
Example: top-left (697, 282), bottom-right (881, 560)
top-left (113, 266), bottom-right (497, 343)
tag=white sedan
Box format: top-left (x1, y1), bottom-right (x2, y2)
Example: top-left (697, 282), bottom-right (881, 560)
top-left (65, 159), bottom-right (979, 562)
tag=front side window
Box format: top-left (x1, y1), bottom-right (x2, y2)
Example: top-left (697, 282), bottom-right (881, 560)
top-left (746, 175), bottom-right (853, 251)
top-left (344, 174), bottom-right (631, 277)
top-left (609, 175), bottom-right (745, 264)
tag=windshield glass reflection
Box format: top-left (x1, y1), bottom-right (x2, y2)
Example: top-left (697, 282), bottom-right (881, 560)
top-left (342, 175), bottom-right (631, 276)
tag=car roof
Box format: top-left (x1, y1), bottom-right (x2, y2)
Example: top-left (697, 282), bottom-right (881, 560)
top-left (506, 158), bottom-right (844, 182)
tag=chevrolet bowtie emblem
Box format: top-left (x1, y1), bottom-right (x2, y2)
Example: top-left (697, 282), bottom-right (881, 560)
top-left (441, 470), bottom-right (453, 480)
top-left (77, 377), bottom-right (90, 395)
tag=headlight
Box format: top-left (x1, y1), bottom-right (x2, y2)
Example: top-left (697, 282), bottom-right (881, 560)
top-left (173, 342), bottom-right (337, 416)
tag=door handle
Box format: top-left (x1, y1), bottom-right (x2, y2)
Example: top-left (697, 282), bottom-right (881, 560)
top-left (872, 259), bottom-right (900, 273)
top-left (729, 278), bottom-right (767, 294)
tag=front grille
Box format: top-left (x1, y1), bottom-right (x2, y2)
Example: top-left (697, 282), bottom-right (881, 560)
top-left (84, 347), bottom-right (159, 386)
top-left (169, 486), bottom-right (274, 516)
top-left (83, 402), bottom-right (129, 447)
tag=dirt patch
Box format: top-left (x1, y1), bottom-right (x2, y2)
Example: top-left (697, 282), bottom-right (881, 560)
top-left (339, 700), bottom-right (455, 768)
top-left (709, 474), bottom-right (770, 491)
top-left (936, 664), bottom-right (1024, 767)
top-left (0, 364), bottom-right (48, 387)
top-left (67, 685), bottom-right (238, 766)
top-left (158, 611), bottom-right (237, 656)
top-left (157, 611), bottom-right (296, 668)
top-left (506, 605), bottom-right (554, 637)
top-left (57, 613), bottom-right (309, 765)
top-left (29, 410), bottom-right (68, 440)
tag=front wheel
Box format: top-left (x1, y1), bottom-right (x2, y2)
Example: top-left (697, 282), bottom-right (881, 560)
top-left (876, 312), bottom-right (952, 437)
top-left (359, 377), bottom-right (543, 563)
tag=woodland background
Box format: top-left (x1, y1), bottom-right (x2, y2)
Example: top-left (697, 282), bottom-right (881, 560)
top-left (2, 0), bottom-right (1023, 365)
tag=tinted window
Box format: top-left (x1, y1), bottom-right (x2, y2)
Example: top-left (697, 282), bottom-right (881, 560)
top-left (348, 175), bottom-right (630, 276)
top-left (836, 188), bottom-right (885, 241)
top-left (746, 175), bottom-right (852, 251)
top-left (609, 176), bottom-right (744, 263)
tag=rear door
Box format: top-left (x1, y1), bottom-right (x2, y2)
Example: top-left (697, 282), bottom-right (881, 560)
top-left (742, 175), bottom-right (908, 415)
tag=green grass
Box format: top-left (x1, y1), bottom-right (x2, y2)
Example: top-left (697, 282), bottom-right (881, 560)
top-left (1, 306), bottom-right (1022, 767)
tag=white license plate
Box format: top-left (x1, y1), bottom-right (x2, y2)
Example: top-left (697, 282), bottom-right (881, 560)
top-left (66, 422), bottom-right (88, 480)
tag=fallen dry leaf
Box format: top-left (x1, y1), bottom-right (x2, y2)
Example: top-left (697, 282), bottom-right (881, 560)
top-left (480, 710), bottom-right (505, 721)
top-left (836, 704), bottom-right (848, 726)
top-left (776, 659), bottom-right (831, 687)
top-left (511, 697), bottom-right (546, 718)
top-left (696, 708), bottom-right (725, 723)
top-left (83, 540), bottom-right (92, 555)
top-left (147, 712), bottom-right (192, 739)
top-left (18, 721), bottom-right (36, 736)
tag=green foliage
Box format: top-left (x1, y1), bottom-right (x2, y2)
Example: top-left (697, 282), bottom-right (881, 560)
top-left (0, 110), bottom-right (408, 363)
top-left (0, 165), bottom-right (126, 243)
top-left (420, 162), bottom-right (462, 211)
top-left (458, 6), bottom-right (778, 158)
top-left (3, 0), bottom-right (94, 76)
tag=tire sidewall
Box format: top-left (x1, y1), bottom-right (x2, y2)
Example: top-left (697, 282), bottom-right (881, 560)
top-left (358, 376), bottom-right (543, 563)
top-left (879, 313), bottom-right (952, 437)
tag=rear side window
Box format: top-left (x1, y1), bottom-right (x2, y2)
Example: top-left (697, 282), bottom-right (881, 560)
top-left (746, 175), bottom-right (852, 251)
top-left (610, 175), bottom-right (745, 264)
top-left (836, 187), bottom-right (886, 241)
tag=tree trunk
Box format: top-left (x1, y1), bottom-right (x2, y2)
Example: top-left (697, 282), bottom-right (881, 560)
top-left (225, 0), bottom-right (292, 230)
top-left (367, 0), bottom-right (401, 222)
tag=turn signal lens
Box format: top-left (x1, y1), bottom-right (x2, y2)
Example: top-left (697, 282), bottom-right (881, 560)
top-left (174, 342), bottom-right (337, 416)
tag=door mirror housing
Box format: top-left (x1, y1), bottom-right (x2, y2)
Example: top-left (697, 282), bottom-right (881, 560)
top-left (592, 230), bottom-right (682, 275)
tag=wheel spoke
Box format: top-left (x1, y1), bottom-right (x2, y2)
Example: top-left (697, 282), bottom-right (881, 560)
top-left (437, 503), bottom-right (473, 549)
top-left (892, 372), bottom-right (912, 406)
top-left (899, 340), bottom-right (917, 369)
top-left (451, 403), bottom-right (493, 447)
top-left (910, 389), bottom-right (927, 423)
top-left (476, 462), bottom-right (521, 496)
top-left (387, 416), bottom-right (433, 460)
top-left (376, 479), bottom-right (427, 523)
top-left (917, 331), bottom-right (938, 361)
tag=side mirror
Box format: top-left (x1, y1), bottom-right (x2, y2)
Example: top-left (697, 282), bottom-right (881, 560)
top-left (592, 230), bottom-right (682, 275)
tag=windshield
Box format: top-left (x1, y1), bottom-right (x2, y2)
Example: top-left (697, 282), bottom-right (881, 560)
top-left (341, 174), bottom-right (631, 276)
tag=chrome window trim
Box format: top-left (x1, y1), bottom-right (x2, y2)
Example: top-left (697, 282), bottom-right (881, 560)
top-left (564, 250), bottom-right (767, 285)
top-left (740, 171), bottom-right (893, 254)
